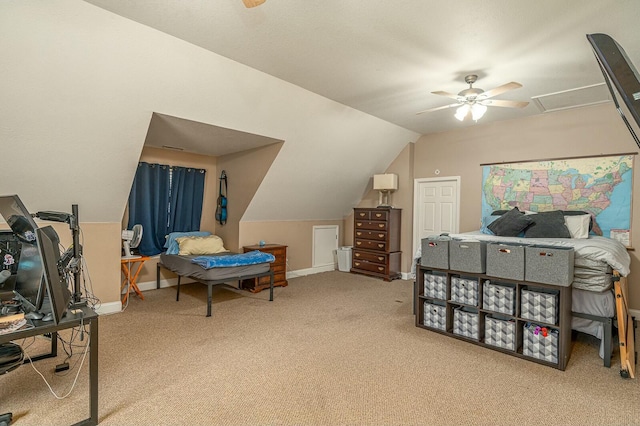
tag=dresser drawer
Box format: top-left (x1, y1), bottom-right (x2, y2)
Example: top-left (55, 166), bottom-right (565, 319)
top-left (353, 250), bottom-right (387, 264)
top-left (354, 230), bottom-right (387, 241)
top-left (265, 247), bottom-right (286, 259)
top-left (354, 209), bottom-right (371, 220)
top-left (354, 220), bottom-right (388, 231)
top-left (352, 260), bottom-right (388, 275)
top-left (354, 239), bottom-right (387, 251)
top-left (370, 210), bottom-right (388, 221)
top-left (271, 263), bottom-right (286, 273)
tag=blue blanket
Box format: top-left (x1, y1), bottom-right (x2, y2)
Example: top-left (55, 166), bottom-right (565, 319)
top-left (191, 250), bottom-right (275, 269)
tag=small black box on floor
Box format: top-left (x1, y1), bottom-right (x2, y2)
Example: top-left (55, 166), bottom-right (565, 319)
top-left (449, 240), bottom-right (486, 273)
top-left (524, 246), bottom-right (574, 286)
top-left (420, 237), bottom-right (449, 270)
top-left (423, 300), bottom-right (446, 330)
top-left (523, 322), bottom-right (559, 364)
top-left (485, 242), bottom-right (525, 281)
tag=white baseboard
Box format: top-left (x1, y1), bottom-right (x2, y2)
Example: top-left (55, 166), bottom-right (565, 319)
top-left (628, 308), bottom-right (640, 320)
top-left (287, 264), bottom-right (336, 279)
top-left (95, 301), bottom-right (123, 316)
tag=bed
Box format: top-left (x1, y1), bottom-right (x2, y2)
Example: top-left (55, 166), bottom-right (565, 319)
top-left (416, 208), bottom-right (634, 375)
top-left (155, 232), bottom-right (276, 317)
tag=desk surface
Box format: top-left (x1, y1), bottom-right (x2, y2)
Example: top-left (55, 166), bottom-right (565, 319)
top-left (0, 305), bottom-right (99, 426)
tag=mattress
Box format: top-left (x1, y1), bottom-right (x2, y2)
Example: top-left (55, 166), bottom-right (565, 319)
top-left (159, 252), bottom-right (271, 282)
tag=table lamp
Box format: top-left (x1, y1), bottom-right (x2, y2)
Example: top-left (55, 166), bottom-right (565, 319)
top-left (373, 173), bottom-right (398, 207)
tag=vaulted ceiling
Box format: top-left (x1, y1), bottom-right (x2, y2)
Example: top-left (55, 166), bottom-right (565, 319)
top-left (85, 0), bottom-right (639, 137)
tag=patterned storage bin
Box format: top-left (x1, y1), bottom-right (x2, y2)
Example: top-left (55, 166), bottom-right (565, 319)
top-left (523, 322), bottom-right (559, 364)
top-left (424, 272), bottom-right (447, 300)
top-left (423, 301), bottom-right (446, 331)
top-left (482, 281), bottom-right (516, 315)
top-left (453, 307), bottom-right (479, 340)
top-left (521, 288), bottom-right (559, 325)
top-left (484, 315), bottom-right (516, 351)
top-left (450, 276), bottom-right (478, 306)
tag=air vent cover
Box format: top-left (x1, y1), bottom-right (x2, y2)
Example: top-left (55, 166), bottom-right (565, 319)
top-left (532, 83), bottom-right (611, 113)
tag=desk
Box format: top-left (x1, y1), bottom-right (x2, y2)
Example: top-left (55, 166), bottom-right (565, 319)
top-left (121, 256), bottom-right (150, 305)
top-left (0, 306), bottom-right (99, 425)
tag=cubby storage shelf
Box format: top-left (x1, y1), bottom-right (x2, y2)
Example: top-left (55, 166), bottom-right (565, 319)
top-left (415, 265), bottom-right (573, 370)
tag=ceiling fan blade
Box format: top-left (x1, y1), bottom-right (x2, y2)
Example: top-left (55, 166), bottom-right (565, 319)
top-left (242, 0), bottom-right (266, 8)
top-left (478, 82), bottom-right (522, 99)
top-left (416, 103), bottom-right (461, 115)
top-left (431, 90), bottom-right (464, 101)
top-left (481, 99), bottom-right (529, 108)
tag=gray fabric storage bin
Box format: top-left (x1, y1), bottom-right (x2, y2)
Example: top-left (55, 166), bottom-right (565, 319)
top-left (486, 243), bottom-right (525, 281)
top-left (451, 276), bottom-right (479, 306)
top-left (521, 288), bottom-right (559, 324)
top-left (484, 315), bottom-right (516, 351)
top-left (423, 300), bottom-right (446, 330)
top-left (423, 272), bottom-right (447, 300)
top-left (523, 322), bottom-right (559, 364)
top-left (453, 307), bottom-right (479, 340)
top-left (524, 246), bottom-right (574, 286)
top-left (449, 240), bottom-right (487, 273)
top-left (482, 281), bottom-right (516, 315)
top-left (420, 236), bottom-right (449, 269)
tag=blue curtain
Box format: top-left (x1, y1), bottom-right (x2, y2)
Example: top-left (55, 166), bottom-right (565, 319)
top-left (127, 162), bottom-right (206, 256)
top-left (169, 166), bottom-right (206, 233)
top-left (128, 162), bottom-right (170, 256)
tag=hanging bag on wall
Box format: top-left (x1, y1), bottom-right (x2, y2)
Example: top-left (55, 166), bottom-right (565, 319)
top-left (215, 170), bottom-right (228, 225)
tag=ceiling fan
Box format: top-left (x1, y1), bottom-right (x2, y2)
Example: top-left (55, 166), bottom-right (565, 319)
top-left (242, 0), bottom-right (266, 8)
top-left (416, 74), bottom-right (529, 121)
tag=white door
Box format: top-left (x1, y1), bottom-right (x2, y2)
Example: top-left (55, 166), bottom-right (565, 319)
top-left (413, 177), bottom-right (460, 257)
top-left (312, 225), bottom-right (339, 268)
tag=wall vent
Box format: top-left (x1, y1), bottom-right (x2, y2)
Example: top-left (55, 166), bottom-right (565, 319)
top-left (532, 83), bottom-right (612, 113)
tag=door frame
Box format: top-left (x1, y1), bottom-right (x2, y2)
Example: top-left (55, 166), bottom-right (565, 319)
top-left (412, 176), bottom-right (461, 260)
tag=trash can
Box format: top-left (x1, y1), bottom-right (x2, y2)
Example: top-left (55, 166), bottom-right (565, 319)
top-left (337, 246), bottom-right (352, 272)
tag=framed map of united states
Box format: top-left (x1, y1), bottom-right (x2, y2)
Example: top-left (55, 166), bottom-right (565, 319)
top-left (481, 153), bottom-right (634, 241)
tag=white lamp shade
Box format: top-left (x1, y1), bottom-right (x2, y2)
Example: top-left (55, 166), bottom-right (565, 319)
top-left (373, 173), bottom-right (398, 191)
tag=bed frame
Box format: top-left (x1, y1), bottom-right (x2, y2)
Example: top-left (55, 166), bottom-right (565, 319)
top-left (156, 262), bottom-right (274, 317)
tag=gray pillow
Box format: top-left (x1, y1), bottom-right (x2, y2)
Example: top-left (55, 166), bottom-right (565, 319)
top-left (524, 210), bottom-right (571, 238)
top-left (487, 207), bottom-right (533, 237)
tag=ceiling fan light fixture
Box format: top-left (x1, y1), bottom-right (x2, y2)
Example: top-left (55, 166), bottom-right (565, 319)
top-left (471, 103), bottom-right (487, 121)
top-left (455, 104), bottom-right (470, 121)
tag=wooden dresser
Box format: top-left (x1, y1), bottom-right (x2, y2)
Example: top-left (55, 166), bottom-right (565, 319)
top-left (241, 244), bottom-right (288, 292)
top-left (351, 207), bottom-right (401, 281)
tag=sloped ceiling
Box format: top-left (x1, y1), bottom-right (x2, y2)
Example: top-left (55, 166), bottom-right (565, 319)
top-left (83, 0), bottom-right (639, 135)
top-left (0, 0), bottom-right (418, 223)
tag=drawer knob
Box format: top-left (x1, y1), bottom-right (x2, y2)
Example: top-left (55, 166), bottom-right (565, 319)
top-left (358, 213), bottom-right (366, 217)
top-left (378, 234), bottom-right (384, 238)
top-left (356, 222), bottom-right (362, 226)
top-left (378, 257), bottom-right (384, 261)
top-left (378, 244), bottom-right (384, 248)
top-left (355, 253), bottom-right (360, 257)
top-left (356, 242), bottom-right (361, 245)
top-left (378, 267), bottom-right (384, 271)
top-left (354, 262), bottom-right (360, 266)
top-left (356, 232), bottom-right (362, 236)
top-left (378, 224), bottom-right (384, 228)
top-left (375, 213), bottom-right (382, 218)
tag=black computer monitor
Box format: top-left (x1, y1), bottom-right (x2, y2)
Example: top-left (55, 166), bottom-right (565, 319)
top-left (36, 226), bottom-right (71, 324)
top-left (0, 195), bottom-right (44, 312)
top-left (587, 33), bottom-right (640, 148)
